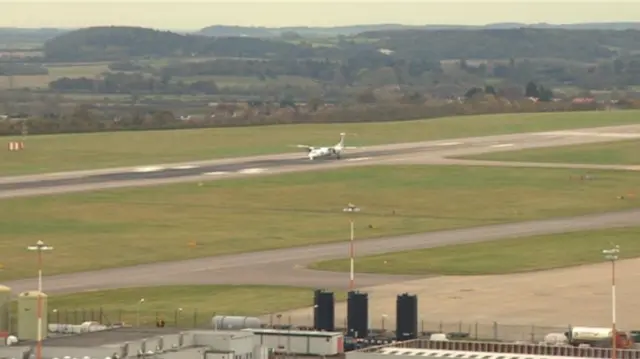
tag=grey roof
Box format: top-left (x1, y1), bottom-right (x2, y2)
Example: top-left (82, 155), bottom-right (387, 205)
top-left (26, 328), bottom-right (183, 348)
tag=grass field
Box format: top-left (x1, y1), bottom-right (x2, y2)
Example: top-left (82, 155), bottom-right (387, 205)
top-left (1, 165), bottom-right (639, 280)
top-left (0, 64), bottom-right (111, 89)
top-left (310, 227), bottom-right (640, 276)
top-left (2, 110), bottom-right (640, 175)
top-left (458, 139), bottom-right (640, 165)
top-left (30, 285), bottom-right (346, 327)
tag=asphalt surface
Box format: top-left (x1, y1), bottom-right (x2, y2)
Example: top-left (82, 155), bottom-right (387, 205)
top-left (4, 124), bottom-right (640, 294)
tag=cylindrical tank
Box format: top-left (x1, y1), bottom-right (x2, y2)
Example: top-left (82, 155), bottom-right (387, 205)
top-left (212, 315), bottom-right (261, 330)
top-left (0, 285), bottom-right (11, 333)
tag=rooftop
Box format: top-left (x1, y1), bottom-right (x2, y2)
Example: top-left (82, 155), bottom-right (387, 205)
top-left (22, 327), bottom-right (184, 348)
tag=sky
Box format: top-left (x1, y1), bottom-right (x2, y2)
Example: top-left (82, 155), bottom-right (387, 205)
top-left (3, 0), bottom-right (640, 30)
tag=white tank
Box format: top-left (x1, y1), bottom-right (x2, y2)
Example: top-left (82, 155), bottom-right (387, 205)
top-left (212, 316), bottom-right (261, 330)
top-left (571, 327), bottom-right (612, 341)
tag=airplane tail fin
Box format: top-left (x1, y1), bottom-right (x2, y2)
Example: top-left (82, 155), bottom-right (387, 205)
top-left (336, 132), bottom-right (346, 148)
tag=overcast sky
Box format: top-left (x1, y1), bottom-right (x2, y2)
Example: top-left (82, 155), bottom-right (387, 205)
top-left (3, 0), bottom-right (640, 30)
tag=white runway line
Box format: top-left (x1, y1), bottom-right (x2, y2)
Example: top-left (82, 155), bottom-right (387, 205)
top-left (238, 168), bottom-right (266, 174)
top-left (171, 165), bottom-right (199, 170)
top-left (203, 171), bottom-right (229, 176)
top-left (541, 131), bottom-right (640, 138)
top-left (435, 141), bottom-right (462, 146)
top-left (346, 157), bottom-right (371, 162)
top-left (132, 166), bottom-right (165, 173)
top-left (491, 143), bottom-right (514, 148)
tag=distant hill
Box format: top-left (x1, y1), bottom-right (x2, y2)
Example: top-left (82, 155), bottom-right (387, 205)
top-left (0, 27), bottom-right (70, 45)
top-left (198, 22), bottom-right (640, 37)
top-left (42, 26), bottom-right (324, 61)
top-left (40, 25), bottom-right (640, 63)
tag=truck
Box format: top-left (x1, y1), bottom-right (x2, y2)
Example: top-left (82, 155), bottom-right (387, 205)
top-left (566, 326), bottom-right (634, 348)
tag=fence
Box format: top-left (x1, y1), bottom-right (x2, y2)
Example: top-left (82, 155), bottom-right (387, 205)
top-left (1, 308), bottom-right (573, 343)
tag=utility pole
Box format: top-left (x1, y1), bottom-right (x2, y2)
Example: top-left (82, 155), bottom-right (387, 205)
top-left (342, 203), bottom-right (360, 290)
top-left (26, 240), bottom-right (54, 359)
top-left (603, 245), bottom-right (620, 359)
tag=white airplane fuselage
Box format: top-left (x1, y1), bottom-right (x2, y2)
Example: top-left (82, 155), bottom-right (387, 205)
top-left (309, 146), bottom-right (342, 160)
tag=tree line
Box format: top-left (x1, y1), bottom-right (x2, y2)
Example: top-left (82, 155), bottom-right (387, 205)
top-left (2, 99), bottom-right (637, 137)
top-left (360, 28), bottom-right (640, 62)
top-left (42, 26), bottom-right (333, 62)
top-left (49, 72), bottom-right (221, 95)
top-left (156, 55), bottom-right (441, 84)
top-left (41, 26), bottom-right (640, 63)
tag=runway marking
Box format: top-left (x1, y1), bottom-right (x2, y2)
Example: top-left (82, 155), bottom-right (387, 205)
top-left (346, 157), bottom-right (371, 162)
top-left (435, 142), bottom-right (462, 146)
top-left (171, 165), bottom-right (199, 170)
top-left (203, 171), bottom-right (229, 175)
top-left (541, 131), bottom-right (640, 138)
top-left (238, 168), bottom-right (266, 174)
top-left (491, 143), bottom-right (514, 148)
top-left (132, 166), bottom-right (165, 173)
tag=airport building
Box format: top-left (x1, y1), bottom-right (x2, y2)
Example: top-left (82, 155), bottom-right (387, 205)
top-left (0, 326), bottom-right (346, 359)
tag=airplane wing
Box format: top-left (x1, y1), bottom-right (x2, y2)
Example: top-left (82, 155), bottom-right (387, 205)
top-left (295, 145), bottom-right (315, 152)
top-left (343, 146), bottom-right (358, 149)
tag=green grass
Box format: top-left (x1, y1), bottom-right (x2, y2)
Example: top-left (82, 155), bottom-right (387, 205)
top-left (310, 227), bottom-right (640, 276)
top-left (458, 139), bottom-right (640, 165)
top-left (25, 285), bottom-right (346, 327)
top-left (3, 110), bottom-right (640, 175)
top-left (1, 165), bottom-right (639, 280)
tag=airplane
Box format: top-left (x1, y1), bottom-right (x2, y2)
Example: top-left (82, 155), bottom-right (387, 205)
top-left (295, 133), bottom-right (357, 160)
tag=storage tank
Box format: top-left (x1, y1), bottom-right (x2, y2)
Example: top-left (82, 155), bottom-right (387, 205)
top-left (0, 285), bottom-right (11, 333)
top-left (17, 291), bottom-right (48, 341)
top-left (212, 315), bottom-right (261, 330)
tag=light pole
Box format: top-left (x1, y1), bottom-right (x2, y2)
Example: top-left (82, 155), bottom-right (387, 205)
top-left (276, 314), bottom-right (282, 353)
top-left (342, 203), bottom-right (360, 290)
top-left (603, 245), bottom-right (620, 359)
top-left (136, 298), bottom-right (145, 327)
top-left (26, 240), bottom-right (53, 359)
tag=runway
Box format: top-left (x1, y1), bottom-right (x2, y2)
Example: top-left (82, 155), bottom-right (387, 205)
top-left (3, 123), bottom-right (640, 294)
top-left (3, 123), bottom-right (640, 198)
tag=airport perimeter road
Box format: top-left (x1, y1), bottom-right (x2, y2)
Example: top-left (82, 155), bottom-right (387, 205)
top-left (3, 124), bottom-right (640, 198)
top-left (5, 209), bottom-right (640, 294)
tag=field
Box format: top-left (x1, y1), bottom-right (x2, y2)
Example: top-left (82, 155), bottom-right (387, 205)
top-left (0, 62), bottom-right (319, 90)
top-left (3, 110), bottom-right (640, 175)
top-left (310, 227), bottom-right (640, 275)
top-left (1, 165), bottom-right (639, 280)
top-left (459, 139), bottom-right (640, 165)
top-left (28, 285), bottom-right (346, 327)
top-left (0, 63), bottom-right (112, 89)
